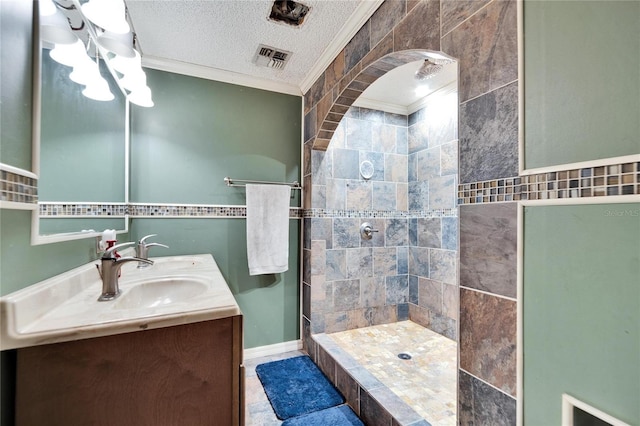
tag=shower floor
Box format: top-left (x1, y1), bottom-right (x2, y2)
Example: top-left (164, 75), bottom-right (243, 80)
top-left (327, 320), bottom-right (457, 425)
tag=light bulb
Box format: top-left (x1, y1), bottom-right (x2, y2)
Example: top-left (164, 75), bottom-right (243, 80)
top-left (81, 0), bottom-right (130, 34)
top-left (49, 39), bottom-right (86, 67)
top-left (82, 78), bottom-right (114, 101)
top-left (128, 86), bottom-right (154, 107)
top-left (69, 57), bottom-right (102, 86)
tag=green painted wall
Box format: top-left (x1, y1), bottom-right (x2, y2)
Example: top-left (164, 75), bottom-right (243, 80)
top-left (523, 203), bottom-right (640, 425)
top-left (130, 69), bottom-right (302, 349)
top-left (524, 0), bottom-right (640, 169)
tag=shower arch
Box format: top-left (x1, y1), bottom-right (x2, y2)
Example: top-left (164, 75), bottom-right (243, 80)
top-left (307, 49), bottom-right (457, 152)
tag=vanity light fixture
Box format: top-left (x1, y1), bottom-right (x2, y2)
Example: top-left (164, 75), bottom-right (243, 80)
top-left (40, 0), bottom-right (153, 107)
top-left (81, 0), bottom-right (130, 34)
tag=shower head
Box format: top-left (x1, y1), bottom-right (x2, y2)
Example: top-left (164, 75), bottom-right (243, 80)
top-left (414, 57), bottom-right (454, 80)
top-left (414, 59), bottom-right (443, 80)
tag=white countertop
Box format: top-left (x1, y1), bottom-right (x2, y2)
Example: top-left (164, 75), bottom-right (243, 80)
top-left (0, 254), bottom-right (241, 350)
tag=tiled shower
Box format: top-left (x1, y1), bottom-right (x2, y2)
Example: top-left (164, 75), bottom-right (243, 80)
top-left (303, 84), bottom-right (459, 340)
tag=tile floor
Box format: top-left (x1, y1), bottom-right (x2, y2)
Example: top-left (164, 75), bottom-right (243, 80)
top-left (327, 320), bottom-right (457, 426)
top-left (244, 350), bottom-right (305, 425)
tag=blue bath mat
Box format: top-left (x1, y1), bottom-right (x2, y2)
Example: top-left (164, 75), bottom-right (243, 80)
top-left (282, 405), bottom-right (364, 426)
top-left (255, 355), bottom-right (345, 420)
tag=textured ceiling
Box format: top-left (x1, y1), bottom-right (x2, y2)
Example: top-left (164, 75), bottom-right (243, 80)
top-left (125, 0), bottom-right (371, 94)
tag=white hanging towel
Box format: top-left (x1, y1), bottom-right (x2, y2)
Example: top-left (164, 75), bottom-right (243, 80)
top-left (246, 184), bottom-right (291, 275)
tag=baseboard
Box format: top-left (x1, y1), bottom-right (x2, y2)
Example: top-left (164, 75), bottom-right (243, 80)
top-left (243, 340), bottom-right (303, 360)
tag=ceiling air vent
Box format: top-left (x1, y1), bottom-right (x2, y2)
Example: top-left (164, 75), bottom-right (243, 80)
top-left (254, 44), bottom-right (292, 70)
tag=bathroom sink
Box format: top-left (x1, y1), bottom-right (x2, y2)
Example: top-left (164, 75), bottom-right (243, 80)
top-left (115, 276), bottom-right (208, 309)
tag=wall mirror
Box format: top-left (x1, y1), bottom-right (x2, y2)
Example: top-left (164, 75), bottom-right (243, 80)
top-left (31, 0), bottom-right (129, 244)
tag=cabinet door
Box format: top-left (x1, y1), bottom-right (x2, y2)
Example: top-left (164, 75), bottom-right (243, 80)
top-left (17, 318), bottom-right (241, 426)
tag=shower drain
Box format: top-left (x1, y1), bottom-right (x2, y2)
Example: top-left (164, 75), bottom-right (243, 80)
top-left (397, 352), bottom-right (412, 360)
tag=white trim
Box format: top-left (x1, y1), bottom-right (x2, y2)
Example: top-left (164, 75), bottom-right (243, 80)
top-left (0, 163), bottom-right (38, 180)
top-left (243, 340), bottom-right (303, 360)
top-left (353, 98), bottom-right (408, 116)
top-left (517, 0), bottom-right (525, 176)
top-left (0, 201), bottom-right (38, 211)
top-left (299, 0), bottom-right (384, 94)
top-left (141, 56), bottom-right (302, 96)
top-left (562, 394), bottom-right (631, 426)
top-left (520, 194), bottom-right (640, 207)
top-left (31, 214), bottom-right (129, 246)
top-left (521, 154), bottom-right (640, 176)
top-left (516, 201), bottom-right (524, 426)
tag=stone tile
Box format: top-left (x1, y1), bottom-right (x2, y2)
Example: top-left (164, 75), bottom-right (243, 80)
top-left (334, 279), bottom-right (362, 311)
top-left (441, 140), bottom-right (458, 176)
top-left (333, 148), bottom-right (360, 179)
top-left (460, 203), bottom-right (517, 298)
top-left (317, 344), bottom-right (337, 382)
top-left (418, 217), bottom-right (442, 248)
top-left (373, 181), bottom-right (397, 210)
top-left (311, 149), bottom-right (327, 185)
top-left (360, 151), bottom-right (385, 181)
top-left (361, 276), bottom-right (386, 308)
top-left (302, 282), bottom-right (310, 323)
top-left (347, 247), bottom-right (373, 279)
top-left (361, 389), bottom-right (393, 426)
top-left (303, 218), bottom-right (311, 250)
top-left (345, 21), bottom-right (371, 72)
top-left (418, 277), bottom-right (443, 314)
top-left (385, 275), bottom-right (408, 305)
top-left (409, 218), bottom-right (418, 247)
top-left (409, 275), bottom-right (419, 305)
top-left (397, 303), bottom-right (409, 321)
top-left (429, 249), bottom-right (457, 285)
top-left (459, 81), bottom-right (519, 183)
top-left (360, 108), bottom-right (385, 123)
top-left (408, 108), bottom-right (424, 127)
top-left (385, 153), bottom-right (408, 183)
top-left (385, 218), bottom-right (409, 247)
top-left (441, 0), bottom-right (492, 36)
top-left (409, 246), bottom-right (430, 278)
top-left (442, 283), bottom-right (458, 321)
top-left (311, 183), bottom-right (326, 209)
top-left (310, 275), bottom-right (332, 313)
top-left (370, 386), bottom-right (423, 426)
top-left (441, 216), bottom-right (458, 251)
top-left (441, 0), bottom-right (517, 103)
top-left (370, 0), bottom-right (406, 47)
top-left (305, 73), bottom-right (325, 113)
top-left (408, 120), bottom-right (429, 154)
top-left (460, 288), bottom-right (517, 396)
top-left (417, 146), bottom-right (440, 181)
top-left (373, 247), bottom-right (397, 277)
top-left (304, 140), bottom-right (312, 176)
top-left (396, 127), bottom-right (408, 155)
top-left (334, 218), bottom-right (361, 249)
top-left (458, 370), bottom-right (517, 426)
top-left (346, 179), bottom-right (372, 210)
top-left (335, 363), bottom-right (361, 415)
top-left (311, 217), bottom-right (333, 249)
top-left (303, 248), bottom-right (311, 284)
top-left (393, 0), bottom-right (440, 51)
top-left (330, 120), bottom-right (347, 149)
top-left (408, 152), bottom-right (418, 182)
top-left (346, 117), bottom-right (373, 151)
top-left (385, 112), bottom-right (407, 127)
top-left (362, 32), bottom-right (394, 69)
top-left (326, 249), bottom-right (346, 281)
top-left (311, 240), bottom-right (326, 275)
top-left (397, 246), bottom-right (408, 275)
top-left (325, 50), bottom-right (346, 93)
top-left (409, 181), bottom-right (429, 210)
top-left (396, 183), bottom-right (408, 211)
top-left (372, 122), bottom-right (398, 153)
top-left (429, 175), bottom-right (457, 209)
top-left (326, 178), bottom-right (346, 209)
top-left (426, 91), bottom-right (458, 148)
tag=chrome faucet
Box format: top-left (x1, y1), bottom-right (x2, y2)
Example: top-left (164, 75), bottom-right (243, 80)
top-left (98, 242), bottom-right (153, 301)
top-left (135, 234), bottom-right (169, 268)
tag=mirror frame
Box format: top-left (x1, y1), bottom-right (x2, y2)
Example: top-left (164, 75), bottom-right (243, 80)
top-left (30, 0), bottom-right (129, 245)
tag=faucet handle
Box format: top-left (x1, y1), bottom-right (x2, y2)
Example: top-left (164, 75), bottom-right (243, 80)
top-left (139, 234), bottom-right (158, 244)
top-left (103, 242), bottom-right (135, 259)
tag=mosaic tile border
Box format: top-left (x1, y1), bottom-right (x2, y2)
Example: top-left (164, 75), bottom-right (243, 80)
top-left (39, 203), bottom-right (303, 218)
top-left (39, 203), bottom-right (128, 217)
top-left (458, 161), bottom-right (640, 205)
top-left (304, 208), bottom-right (458, 218)
top-left (0, 170), bottom-right (38, 204)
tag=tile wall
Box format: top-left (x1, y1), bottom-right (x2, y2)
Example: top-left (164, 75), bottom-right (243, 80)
top-left (303, 98), bottom-right (459, 342)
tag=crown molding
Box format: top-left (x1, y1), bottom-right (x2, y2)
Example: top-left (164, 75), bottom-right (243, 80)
top-left (352, 98), bottom-right (408, 115)
top-left (299, 0), bottom-right (384, 94)
top-left (141, 56), bottom-right (302, 97)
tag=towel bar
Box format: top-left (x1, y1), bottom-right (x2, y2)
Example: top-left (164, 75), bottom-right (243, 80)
top-left (224, 177), bottom-right (302, 189)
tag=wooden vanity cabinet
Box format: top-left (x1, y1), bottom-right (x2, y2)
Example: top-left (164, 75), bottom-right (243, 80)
top-left (16, 316), bottom-right (244, 426)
